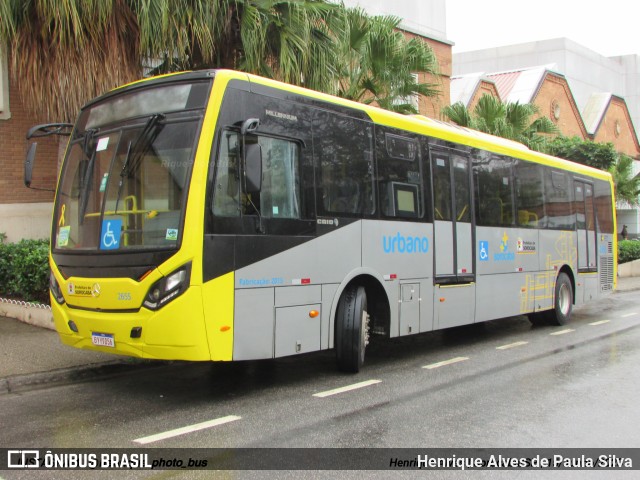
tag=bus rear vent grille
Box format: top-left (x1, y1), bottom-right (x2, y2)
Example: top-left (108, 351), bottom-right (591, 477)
top-left (600, 256), bottom-right (614, 291)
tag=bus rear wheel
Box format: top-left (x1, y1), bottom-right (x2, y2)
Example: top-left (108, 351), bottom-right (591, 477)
top-left (548, 272), bottom-right (573, 326)
top-left (336, 285), bottom-right (369, 373)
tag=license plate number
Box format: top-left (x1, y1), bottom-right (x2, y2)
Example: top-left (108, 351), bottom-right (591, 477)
top-left (91, 332), bottom-right (115, 348)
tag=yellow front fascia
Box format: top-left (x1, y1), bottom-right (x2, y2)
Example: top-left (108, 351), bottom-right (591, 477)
top-left (201, 272), bottom-right (235, 361)
top-left (51, 285), bottom-right (210, 361)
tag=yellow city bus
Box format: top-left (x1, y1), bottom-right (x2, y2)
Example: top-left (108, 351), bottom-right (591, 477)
top-left (25, 69), bottom-right (616, 372)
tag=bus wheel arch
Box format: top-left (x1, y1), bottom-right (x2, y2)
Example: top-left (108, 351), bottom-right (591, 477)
top-left (334, 274), bottom-right (390, 372)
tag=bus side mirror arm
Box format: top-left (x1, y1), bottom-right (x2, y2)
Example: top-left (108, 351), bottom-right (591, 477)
top-left (24, 142), bottom-right (37, 188)
top-left (24, 122), bottom-right (73, 190)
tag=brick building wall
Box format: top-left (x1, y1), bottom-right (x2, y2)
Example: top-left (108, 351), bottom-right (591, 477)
top-left (0, 61), bottom-right (64, 241)
top-left (401, 31), bottom-right (452, 119)
top-left (533, 73), bottom-right (588, 140)
top-left (592, 97), bottom-right (640, 159)
top-left (0, 65), bottom-right (60, 205)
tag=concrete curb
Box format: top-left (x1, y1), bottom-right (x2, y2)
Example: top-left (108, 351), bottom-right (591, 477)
top-left (0, 360), bottom-right (167, 396)
top-left (0, 301), bottom-right (54, 330)
top-left (618, 259), bottom-right (640, 278)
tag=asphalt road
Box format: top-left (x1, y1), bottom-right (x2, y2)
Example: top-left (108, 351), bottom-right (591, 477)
top-left (1, 291), bottom-right (640, 479)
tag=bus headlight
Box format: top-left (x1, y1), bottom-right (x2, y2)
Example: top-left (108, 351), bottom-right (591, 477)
top-left (143, 262), bottom-right (191, 311)
top-left (50, 271), bottom-right (65, 304)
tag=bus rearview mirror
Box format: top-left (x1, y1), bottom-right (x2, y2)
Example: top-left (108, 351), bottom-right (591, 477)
top-left (244, 142), bottom-right (262, 194)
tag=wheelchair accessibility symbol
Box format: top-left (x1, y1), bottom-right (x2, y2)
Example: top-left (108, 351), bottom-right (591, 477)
top-left (100, 219), bottom-right (122, 250)
top-left (479, 241), bottom-right (489, 261)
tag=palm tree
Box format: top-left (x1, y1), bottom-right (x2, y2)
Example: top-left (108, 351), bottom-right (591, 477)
top-left (609, 154), bottom-right (640, 207)
top-left (334, 7), bottom-right (440, 114)
top-left (1, 1), bottom-right (441, 122)
top-left (442, 95), bottom-right (559, 151)
top-left (0, 0), bottom-right (340, 122)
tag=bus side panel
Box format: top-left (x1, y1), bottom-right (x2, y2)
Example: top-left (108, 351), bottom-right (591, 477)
top-left (361, 220), bottom-right (434, 336)
top-left (475, 227), bottom-right (540, 322)
top-left (234, 287), bottom-right (275, 360)
top-left (580, 273), bottom-right (599, 304)
top-left (475, 274), bottom-right (524, 323)
top-left (232, 221), bottom-right (361, 360)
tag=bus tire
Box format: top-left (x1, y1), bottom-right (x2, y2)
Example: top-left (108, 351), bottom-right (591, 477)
top-left (335, 285), bottom-right (369, 373)
top-left (548, 272), bottom-right (573, 326)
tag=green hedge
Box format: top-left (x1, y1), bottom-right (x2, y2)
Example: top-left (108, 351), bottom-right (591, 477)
top-left (0, 238), bottom-right (50, 304)
top-left (618, 240), bottom-right (640, 265)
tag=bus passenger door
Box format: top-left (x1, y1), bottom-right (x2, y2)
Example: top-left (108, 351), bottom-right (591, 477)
top-left (431, 148), bottom-right (475, 329)
top-left (575, 180), bottom-right (597, 272)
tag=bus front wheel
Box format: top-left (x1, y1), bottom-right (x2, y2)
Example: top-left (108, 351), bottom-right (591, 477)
top-left (335, 285), bottom-right (369, 373)
top-left (548, 272), bottom-right (573, 326)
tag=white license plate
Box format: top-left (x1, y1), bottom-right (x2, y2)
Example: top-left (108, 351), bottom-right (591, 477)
top-left (91, 332), bottom-right (115, 348)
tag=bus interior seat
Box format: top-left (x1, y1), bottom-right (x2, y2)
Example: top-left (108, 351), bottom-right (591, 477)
top-left (330, 178), bottom-right (360, 213)
top-left (518, 209), bottom-right (538, 226)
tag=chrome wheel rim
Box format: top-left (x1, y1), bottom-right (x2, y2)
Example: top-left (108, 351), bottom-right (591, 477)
top-left (558, 283), bottom-right (571, 316)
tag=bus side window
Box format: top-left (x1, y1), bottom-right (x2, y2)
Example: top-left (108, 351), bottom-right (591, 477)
top-left (377, 129), bottom-right (424, 219)
top-left (543, 169), bottom-right (574, 230)
top-left (432, 154), bottom-right (452, 221)
top-left (514, 160), bottom-right (545, 228)
top-left (473, 153), bottom-right (514, 227)
top-left (313, 112), bottom-right (375, 216)
top-left (212, 131), bottom-right (241, 217)
top-left (258, 136), bottom-right (301, 219)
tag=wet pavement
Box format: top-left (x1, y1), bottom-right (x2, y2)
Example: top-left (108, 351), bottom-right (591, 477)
top-left (1, 276), bottom-right (639, 395)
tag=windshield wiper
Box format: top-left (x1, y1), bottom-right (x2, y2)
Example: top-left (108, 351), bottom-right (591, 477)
top-left (114, 114), bottom-right (165, 214)
top-left (77, 129), bottom-right (98, 224)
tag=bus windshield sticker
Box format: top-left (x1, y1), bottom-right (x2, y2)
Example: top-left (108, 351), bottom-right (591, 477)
top-left (99, 173), bottom-right (108, 192)
top-left (100, 219), bottom-right (122, 250)
top-left (165, 229), bottom-right (178, 241)
top-left (96, 137), bottom-right (109, 151)
top-left (57, 226), bottom-right (71, 247)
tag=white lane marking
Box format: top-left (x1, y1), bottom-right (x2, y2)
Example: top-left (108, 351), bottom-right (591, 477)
top-left (550, 329), bottom-right (575, 336)
top-left (589, 320), bottom-right (611, 326)
top-left (621, 313), bottom-right (637, 318)
top-left (313, 379), bottom-right (381, 398)
top-left (422, 356), bottom-right (469, 370)
top-left (133, 415), bottom-right (241, 444)
top-left (496, 341), bottom-right (528, 350)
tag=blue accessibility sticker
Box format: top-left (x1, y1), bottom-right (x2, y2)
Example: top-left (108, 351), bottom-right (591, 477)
top-left (100, 219), bottom-right (122, 250)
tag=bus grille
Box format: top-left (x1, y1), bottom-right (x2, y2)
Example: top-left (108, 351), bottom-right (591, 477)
top-left (600, 255), bottom-right (614, 291)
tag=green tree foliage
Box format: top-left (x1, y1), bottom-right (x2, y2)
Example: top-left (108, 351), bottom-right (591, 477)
top-left (608, 154), bottom-right (640, 207)
top-left (548, 136), bottom-right (640, 206)
top-left (547, 136), bottom-right (617, 170)
top-left (334, 7), bottom-right (439, 114)
top-left (0, 0), bottom-right (440, 121)
top-left (441, 95), bottom-right (558, 151)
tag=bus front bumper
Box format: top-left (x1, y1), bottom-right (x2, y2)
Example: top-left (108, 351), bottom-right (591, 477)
top-left (51, 287), bottom-right (212, 361)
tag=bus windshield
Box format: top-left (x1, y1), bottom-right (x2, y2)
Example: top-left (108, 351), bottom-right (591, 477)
top-left (52, 82), bottom-right (210, 252)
